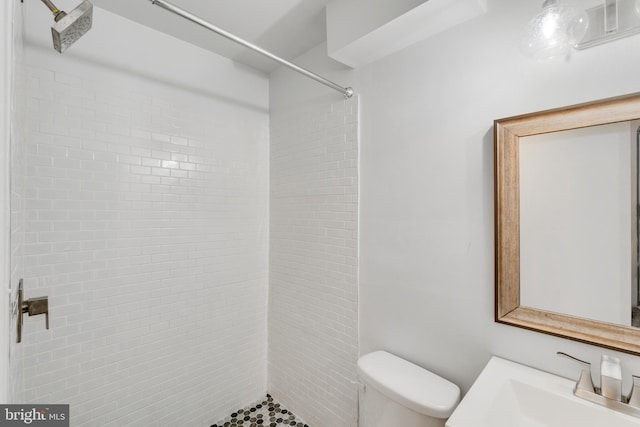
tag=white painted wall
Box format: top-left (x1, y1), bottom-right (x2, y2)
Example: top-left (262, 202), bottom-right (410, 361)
top-left (357, 0), bottom-right (640, 393)
top-left (271, 0), bottom-right (640, 403)
top-left (20, 3), bottom-right (269, 425)
top-left (520, 123), bottom-right (632, 326)
top-left (358, 0), bottom-right (640, 393)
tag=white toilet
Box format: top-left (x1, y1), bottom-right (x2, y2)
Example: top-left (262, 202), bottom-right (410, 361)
top-left (357, 351), bottom-right (460, 427)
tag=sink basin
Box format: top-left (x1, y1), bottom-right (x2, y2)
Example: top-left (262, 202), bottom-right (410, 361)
top-left (446, 356), bottom-right (640, 427)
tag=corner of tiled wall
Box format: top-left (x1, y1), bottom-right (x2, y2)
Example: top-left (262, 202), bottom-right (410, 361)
top-left (269, 96), bottom-right (359, 427)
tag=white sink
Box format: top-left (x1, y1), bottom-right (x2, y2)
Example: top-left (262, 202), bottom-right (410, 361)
top-left (446, 356), bottom-right (640, 427)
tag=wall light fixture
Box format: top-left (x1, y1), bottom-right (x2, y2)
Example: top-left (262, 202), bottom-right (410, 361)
top-left (576, 0), bottom-right (640, 49)
top-left (520, 0), bottom-right (588, 60)
top-left (521, 0), bottom-right (640, 60)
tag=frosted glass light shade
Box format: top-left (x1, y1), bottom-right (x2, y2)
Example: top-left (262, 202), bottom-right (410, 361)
top-left (520, 0), bottom-right (589, 60)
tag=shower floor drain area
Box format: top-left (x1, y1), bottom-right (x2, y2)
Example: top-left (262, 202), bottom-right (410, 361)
top-left (211, 394), bottom-right (309, 427)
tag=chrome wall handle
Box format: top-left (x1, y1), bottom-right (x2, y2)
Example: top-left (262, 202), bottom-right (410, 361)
top-left (17, 279), bottom-right (49, 343)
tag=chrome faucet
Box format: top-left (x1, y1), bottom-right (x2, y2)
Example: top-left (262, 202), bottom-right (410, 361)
top-left (557, 352), bottom-right (595, 393)
top-left (558, 351), bottom-right (640, 418)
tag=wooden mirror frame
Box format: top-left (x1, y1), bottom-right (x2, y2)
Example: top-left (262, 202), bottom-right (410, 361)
top-left (495, 92), bottom-right (640, 355)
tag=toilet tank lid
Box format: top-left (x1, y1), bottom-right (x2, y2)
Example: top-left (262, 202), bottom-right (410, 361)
top-left (357, 351), bottom-right (460, 419)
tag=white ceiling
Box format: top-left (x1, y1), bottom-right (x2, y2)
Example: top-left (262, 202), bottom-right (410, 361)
top-left (90, 0), bottom-right (333, 73)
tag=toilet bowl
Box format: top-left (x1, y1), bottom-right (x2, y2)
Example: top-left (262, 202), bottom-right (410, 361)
top-left (357, 351), bottom-right (460, 427)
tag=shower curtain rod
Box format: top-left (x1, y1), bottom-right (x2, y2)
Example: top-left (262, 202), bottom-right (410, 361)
top-left (149, 0), bottom-right (354, 99)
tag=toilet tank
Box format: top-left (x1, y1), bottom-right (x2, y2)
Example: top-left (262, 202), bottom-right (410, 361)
top-left (357, 351), bottom-right (460, 427)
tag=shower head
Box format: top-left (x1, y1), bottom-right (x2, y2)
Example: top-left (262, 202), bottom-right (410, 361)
top-left (41, 0), bottom-right (93, 53)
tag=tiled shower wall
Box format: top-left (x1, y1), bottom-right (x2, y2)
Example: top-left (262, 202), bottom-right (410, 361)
top-left (269, 97), bottom-right (359, 427)
top-left (20, 65), bottom-right (269, 426)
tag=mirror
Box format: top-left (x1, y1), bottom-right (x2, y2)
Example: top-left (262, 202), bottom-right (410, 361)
top-left (495, 92), bottom-right (640, 355)
top-left (520, 122), bottom-right (638, 326)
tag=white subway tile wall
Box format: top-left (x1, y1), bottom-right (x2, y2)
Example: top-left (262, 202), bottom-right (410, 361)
top-left (20, 65), bottom-right (269, 426)
top-left (269, 98), bottom-right (359, 427)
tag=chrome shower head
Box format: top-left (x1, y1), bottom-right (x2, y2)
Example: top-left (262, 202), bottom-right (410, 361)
top-left (41, 0), bottom-right (93, 53)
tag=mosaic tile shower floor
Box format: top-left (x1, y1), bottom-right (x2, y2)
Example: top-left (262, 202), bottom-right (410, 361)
top-left (211, 395), bottom-right (309, 427)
